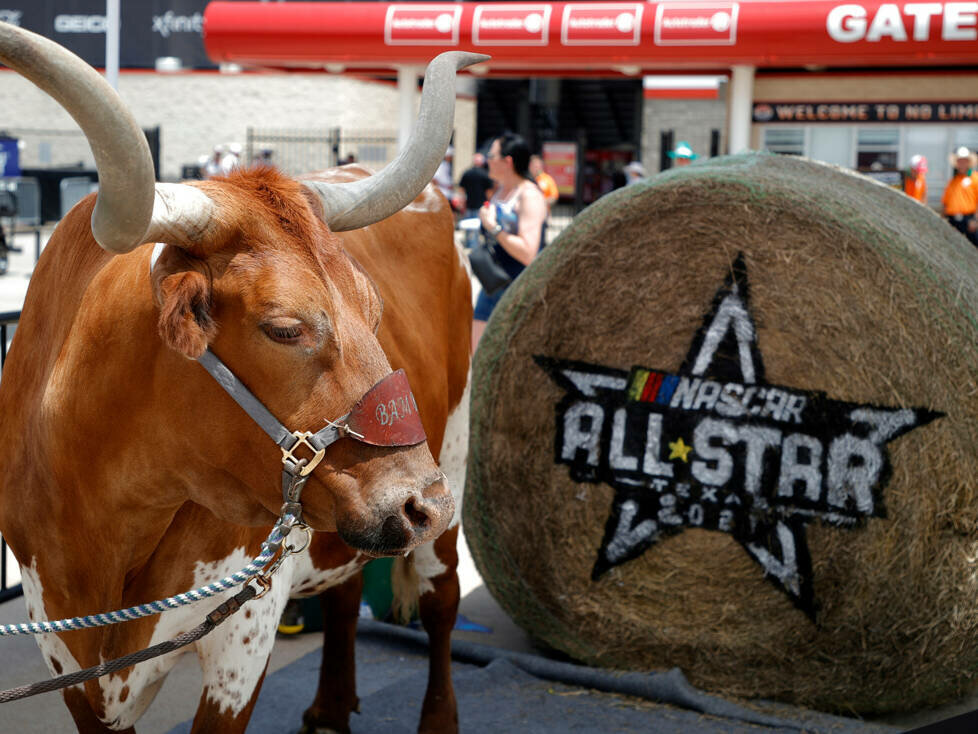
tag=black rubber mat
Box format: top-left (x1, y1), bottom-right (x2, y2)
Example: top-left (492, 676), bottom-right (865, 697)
top-left (168, 619), bottom-right (897, 734)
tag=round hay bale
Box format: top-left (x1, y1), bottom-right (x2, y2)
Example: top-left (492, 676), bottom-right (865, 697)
top-left (463, 152), bottom-right (978, 715)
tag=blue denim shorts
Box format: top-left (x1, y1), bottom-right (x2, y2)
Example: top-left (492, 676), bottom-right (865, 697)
top-left (473, 286), bottom-right (506, 321)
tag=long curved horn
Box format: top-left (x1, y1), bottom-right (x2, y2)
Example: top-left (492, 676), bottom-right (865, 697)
top-left (304, 51), bottom-right (489, 232)
top-left (0, 23), bottom-right (214, 254)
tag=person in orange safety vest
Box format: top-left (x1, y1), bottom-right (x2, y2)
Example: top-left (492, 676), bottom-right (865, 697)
top-left (903, 154), bottom-right (927, 204)
top-left (942, 146), bottom-right (978, 246)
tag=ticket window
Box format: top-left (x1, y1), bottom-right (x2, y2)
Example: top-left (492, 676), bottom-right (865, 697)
top-left (856, 129), bottom-right (898, 172)
top-left (763, 127), bottom-right (853, 167)
top-left (809, 127), bottom-right (852, 168)
top-left (762, 128), bottom-right (804, 156)
top-left (763, 127), bottom-right (902, 170)
top-left (763, 127), bottom-right (858, 168)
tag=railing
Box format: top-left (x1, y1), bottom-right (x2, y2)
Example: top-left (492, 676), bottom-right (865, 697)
top-left (0, 310), bottom-right (21, 603)
top-left (0, 176), bottom-right (41, 226)
top-left (246, 127), bottom-right (398, 176)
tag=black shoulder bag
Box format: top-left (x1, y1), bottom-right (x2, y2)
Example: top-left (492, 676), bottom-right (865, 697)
top-left (469, 234), bottom-right (513, 297)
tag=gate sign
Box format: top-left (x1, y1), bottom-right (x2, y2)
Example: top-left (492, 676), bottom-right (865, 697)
top-left (473, 4), bottom-right (551, 44)
top-left (537, 254), bottom-right (941, 619)
top-left (561, 3), bottom-right (643, 45)
top-left (653, 2), bottom-right (739, 45)
top-left (384, 4), bottom-right (462, 45)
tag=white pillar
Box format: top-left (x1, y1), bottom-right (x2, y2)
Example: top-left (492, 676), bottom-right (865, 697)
top-left (728, 65), bottom-right (755, 154)
top-left (397, 65), bottom-right (423, 151)
top-left (105, 0), bottom-right (120, 90)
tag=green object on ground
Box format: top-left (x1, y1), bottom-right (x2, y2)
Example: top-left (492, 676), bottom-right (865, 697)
top-left (361, 557), bottom-right (395, 620)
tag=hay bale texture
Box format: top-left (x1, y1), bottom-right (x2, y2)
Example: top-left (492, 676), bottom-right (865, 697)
top-left (463, 152), bottom-right (978, 714)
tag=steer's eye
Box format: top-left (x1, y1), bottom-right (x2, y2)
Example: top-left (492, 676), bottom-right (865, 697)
top-left (261, 319), bottom-right (303, 344)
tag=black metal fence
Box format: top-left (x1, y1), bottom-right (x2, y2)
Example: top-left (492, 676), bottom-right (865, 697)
top-left (0, 310), bottom-right (21, 603)
top-left (246, 127), bottom-right (398, 176)
top-left (6, 126), bottom-right (160, 184)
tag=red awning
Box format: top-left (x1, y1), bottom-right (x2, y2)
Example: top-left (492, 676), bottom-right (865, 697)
top-left (204, 1), bottom-right (978, 73)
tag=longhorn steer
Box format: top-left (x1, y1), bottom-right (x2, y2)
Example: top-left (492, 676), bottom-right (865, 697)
top-left (0, 23), bottom-right (481, 734)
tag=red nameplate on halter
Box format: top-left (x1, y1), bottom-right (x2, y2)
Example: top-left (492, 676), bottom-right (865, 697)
top-left (345, 369), bottom-right (427, 447)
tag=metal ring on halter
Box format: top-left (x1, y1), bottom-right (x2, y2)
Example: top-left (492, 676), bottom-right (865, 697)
top-left (283, 525), bottom-right (313, 555)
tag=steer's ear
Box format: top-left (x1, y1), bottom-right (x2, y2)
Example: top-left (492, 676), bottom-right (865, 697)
top-left (151, 246), bottom-right (216, 359)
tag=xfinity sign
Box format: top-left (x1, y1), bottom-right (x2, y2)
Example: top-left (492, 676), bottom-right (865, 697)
top-left (152, 12), bottom-right (204, 38)
top-left (827, 3), bottom-right (978, 42)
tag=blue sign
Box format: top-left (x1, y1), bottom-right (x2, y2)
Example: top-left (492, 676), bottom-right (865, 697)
top-left (0, 137), bottom-right (19, 177)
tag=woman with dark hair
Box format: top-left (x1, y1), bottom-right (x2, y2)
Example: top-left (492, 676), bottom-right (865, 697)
top-left (473, 132), bottom-right (547, 351)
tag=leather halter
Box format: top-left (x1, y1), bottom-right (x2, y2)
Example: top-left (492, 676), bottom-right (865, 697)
top-left (196, 349), bottom-right (427, 523)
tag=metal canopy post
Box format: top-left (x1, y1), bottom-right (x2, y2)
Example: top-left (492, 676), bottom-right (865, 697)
top-left (397, 65), bottom-right (422, 152)
top-left (728, 65), bottom-right (755, 154)
top-left (105, 0), bottom-right (120, 90)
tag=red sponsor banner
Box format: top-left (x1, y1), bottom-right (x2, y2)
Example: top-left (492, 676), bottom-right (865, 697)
top-left (205, 2), bottom-right (978, 71)
top-left (385, 4), bottom-right (461, 45)
top-left (473, 4), bottom-right (551, 45)
top-left (561, 3), bottom-right (644, 45)
top-left (644, 87), bottom-right (719, 99)
top-left (654, 2), bottom-right (738, 46)
top-left (543, 141), bottom-right (577, 197)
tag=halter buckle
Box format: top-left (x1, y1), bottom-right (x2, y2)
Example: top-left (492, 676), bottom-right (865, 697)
top-left (251, 574), bottom-right (273, 600)
top-left (281, 431), bottom-right (326, 477)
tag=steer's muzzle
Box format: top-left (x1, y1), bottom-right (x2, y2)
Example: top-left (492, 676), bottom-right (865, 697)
top-left (338, 477), bottom-right (455, 555)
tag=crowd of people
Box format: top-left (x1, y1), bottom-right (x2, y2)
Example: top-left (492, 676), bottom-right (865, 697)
top-left (201, 143), bottom-right (242, 178)
top-left (902, 145), bottom-right (978, 247)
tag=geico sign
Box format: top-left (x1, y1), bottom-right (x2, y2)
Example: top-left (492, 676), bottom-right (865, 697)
top-left (54, 14), bottom-right (107, 33)
top-left (827, 3), bottom-right (978, 42)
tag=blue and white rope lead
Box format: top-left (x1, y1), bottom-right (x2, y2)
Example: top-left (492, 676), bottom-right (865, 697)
top-left (0, 520), bottom-right (293, 637)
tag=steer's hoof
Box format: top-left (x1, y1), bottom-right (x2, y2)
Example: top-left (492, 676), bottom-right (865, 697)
top-left (299, 708), bottom-right (353, 734)
top-left (297, 725), bottom-right (346, 734)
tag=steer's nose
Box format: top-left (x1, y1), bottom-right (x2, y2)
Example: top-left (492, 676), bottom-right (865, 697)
top-left (375, 496), bottom-right (433, 550)
top-left (342, 484), bottom-right (455, 556)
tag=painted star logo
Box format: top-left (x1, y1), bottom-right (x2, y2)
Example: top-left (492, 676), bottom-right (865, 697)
top-left (668, 438), bottom-right (692, 462)
top-left (536, 254), bottom-right (941, 619)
